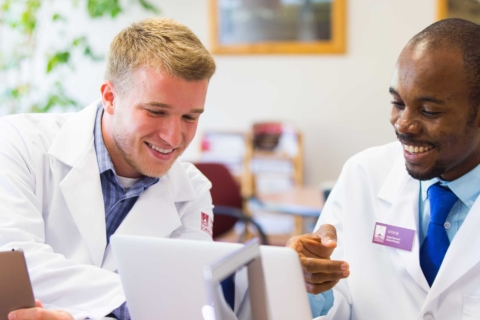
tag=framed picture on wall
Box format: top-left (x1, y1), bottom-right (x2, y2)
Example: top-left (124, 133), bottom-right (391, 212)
top-left (437, 0), bottom-right (480, 24)
top-left (208, 0), bottom-right (346, 55)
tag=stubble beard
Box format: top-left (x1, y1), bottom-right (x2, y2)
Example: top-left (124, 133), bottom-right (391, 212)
top-left (112, 125), bottom-right (179, 178)
top-left (404, 125), bottom-right (476, 181)
top-left (405, 159), bottom-right (448, 181)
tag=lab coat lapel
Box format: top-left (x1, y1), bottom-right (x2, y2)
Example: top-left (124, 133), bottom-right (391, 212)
top-left (114, 177), bottom-right (181, 237)
top-left (49, 101), bottom-right (107, 267)
top-left (114, 160), bottom-right (196, 237)
top-left (101, 161), bottom-right (197, 271)
top-left (424, 197), bottom-right (480, 305)
top-left (377, 158), bottom-right (430, 292)
top-left (101, 178), bottom-right (180, 271)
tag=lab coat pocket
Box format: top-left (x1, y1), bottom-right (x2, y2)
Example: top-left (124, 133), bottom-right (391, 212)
top-left (462, 295), bottom-right (480, 320)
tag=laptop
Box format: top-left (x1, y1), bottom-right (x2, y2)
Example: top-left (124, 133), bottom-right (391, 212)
top-left (203, 238), bottom-right (270, 320)
top-left (111, 235), bottom-right (312, 320)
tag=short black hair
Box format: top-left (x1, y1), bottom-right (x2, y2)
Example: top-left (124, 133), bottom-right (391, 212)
top-left (409, 18), bottom-right (480, 114)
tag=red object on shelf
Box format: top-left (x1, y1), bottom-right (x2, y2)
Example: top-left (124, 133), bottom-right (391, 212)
top-left (252, 122), bottom-right (297, 151)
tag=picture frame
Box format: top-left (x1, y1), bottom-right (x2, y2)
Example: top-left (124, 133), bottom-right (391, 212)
top-left (208, 0), bottom-right (346, 55)
top-left (437, 0), bottom-right (480, 24)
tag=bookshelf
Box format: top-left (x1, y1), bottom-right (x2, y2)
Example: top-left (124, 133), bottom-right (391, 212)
top-left (199, 124), bottom-right (319, 239)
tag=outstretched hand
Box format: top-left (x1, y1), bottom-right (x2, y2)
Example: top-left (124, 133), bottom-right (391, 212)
top-left (287, 224), bottom-right (349, 294)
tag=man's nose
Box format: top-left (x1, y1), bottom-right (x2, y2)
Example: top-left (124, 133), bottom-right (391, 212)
top-left (159, 118), bottom-right (182, 147)
top-left (393, 108), bottom-right (421, 135)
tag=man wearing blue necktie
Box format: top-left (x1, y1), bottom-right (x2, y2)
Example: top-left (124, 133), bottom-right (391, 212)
top-left (289, 18), bottom-right (480, 319)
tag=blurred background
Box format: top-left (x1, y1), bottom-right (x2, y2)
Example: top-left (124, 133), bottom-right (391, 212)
top-left (3, 0), bottom-right (474, 243)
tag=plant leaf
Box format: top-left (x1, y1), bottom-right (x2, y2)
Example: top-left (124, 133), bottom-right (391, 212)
top-left (87, 0), bottom-right (122, 18)
top-left (46, 51), bottom-right (70, 73)
top-left (52, 13), bottom-right (66, 22)
top-left (138, 0), bottom-right (160, 14)
top-left (72, 36), bottom-right (87, 47)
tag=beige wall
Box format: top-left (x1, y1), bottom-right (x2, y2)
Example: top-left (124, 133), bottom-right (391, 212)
top-left (57, 0), bottom-right (437, 185)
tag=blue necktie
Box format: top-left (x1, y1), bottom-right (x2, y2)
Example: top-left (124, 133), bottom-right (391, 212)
top-left (420, 183), bottom-right (458, 287)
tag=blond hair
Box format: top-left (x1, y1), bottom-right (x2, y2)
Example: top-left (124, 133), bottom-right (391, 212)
top-left (105, 17), bottom-right (216, 93)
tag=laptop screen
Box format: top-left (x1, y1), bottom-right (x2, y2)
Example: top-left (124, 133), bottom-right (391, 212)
top-left (111, 235), bottom-right (312, 320)
top-left (203, 239), bottom-right (270, 320)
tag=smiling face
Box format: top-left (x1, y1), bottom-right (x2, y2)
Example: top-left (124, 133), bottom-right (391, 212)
top-left (389, 43), bottom-right (480, 181)
top-left (101, 67), bottom-right (209, 178)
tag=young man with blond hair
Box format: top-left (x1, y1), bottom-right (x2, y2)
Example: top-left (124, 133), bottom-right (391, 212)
top-left (1, 17), bottom-right (215, 320)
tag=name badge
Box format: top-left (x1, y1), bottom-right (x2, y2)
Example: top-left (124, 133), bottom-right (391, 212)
top-left (372, 222), bottom-right (415, 251)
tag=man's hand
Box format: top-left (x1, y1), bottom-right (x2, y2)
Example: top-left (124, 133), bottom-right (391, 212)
top-left (8, 300), bottom-right (74, 320)
top-left (287, 224), bottom-right (349, 294)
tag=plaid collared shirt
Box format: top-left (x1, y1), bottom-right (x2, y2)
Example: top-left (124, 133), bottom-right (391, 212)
top-left (93, 104), bottom-right (159, 320)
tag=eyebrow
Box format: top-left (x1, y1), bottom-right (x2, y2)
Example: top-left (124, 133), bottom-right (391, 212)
top-left (145, 102), bottom-right (204, 114)
top-left (389, 87), bottom-right (398, 95)
top-left (388, 87), bottom-right (445, 104)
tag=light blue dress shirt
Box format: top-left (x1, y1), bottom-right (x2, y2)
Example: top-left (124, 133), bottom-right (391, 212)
top-left (419, 163), bottom-right (480, 244)
top-left (309, 163), bottom-right (480, 318)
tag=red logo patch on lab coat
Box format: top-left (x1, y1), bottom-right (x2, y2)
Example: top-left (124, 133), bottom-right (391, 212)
top-left (201, 212), bottom-right (213, 236)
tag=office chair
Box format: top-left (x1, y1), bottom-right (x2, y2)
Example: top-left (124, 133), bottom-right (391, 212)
top-left (194, 162), bottom-right (268, 245)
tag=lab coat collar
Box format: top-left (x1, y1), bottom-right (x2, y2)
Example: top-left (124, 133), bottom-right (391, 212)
top-left (101, 161), bottom-right (197, 271)
top-left (112, 160), bottom-right (197, 239)
top-left (48, 100), bottom-right (100, 167)
top-left (101, 170), bottom-right (182, 271)
top-left (50, 101), bottom-right (107, 267)
top-left (377, 157), bottom-right (430, 293)
top-left (377, 155), bottom-right (407, 204)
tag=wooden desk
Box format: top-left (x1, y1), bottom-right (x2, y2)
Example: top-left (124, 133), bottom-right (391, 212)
top-left (256, 185), bottom-right (324, 235)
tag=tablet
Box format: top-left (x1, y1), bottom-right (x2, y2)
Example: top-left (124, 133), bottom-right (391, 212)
top-left (203, 239), bottom-right (270, 320)
top-left (0, 250), bottom-right (36, 320)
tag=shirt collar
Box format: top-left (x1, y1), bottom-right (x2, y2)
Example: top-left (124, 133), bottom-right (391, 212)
top-left (94, 103), bottom-right (115, 175)
top-left (421, 163), bottom-right (480, 209)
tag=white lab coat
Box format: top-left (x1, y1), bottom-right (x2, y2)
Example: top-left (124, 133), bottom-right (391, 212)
top-left (315, 142), bottom-right (480, 320)
top-left (0, 102), bottom-right (213, 319)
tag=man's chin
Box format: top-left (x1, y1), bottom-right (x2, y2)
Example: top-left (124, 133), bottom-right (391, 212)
top-left (135, 150), bottom-right (183, 178)
top-left (135, 160), bottom-right (176, 178)
top-left (142, 166), bottom-right (173, 178)
top-left (405, 163), bottom-right (445, 181)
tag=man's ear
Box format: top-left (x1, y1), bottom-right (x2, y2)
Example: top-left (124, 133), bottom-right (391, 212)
top-left (100, 81), bottom-right (116, 115)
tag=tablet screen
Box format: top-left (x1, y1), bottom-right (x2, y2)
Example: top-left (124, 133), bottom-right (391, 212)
top-left (0, 250), bottom-right (35, 320)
